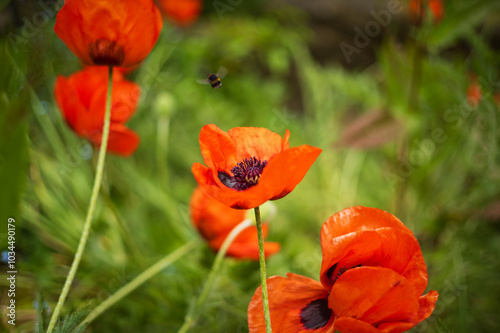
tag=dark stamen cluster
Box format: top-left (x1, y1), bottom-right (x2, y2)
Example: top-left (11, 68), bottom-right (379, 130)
top-left (89, 39), bottom-right (125, 66)
top-left (231, 157), bottom-right (267, 190)
top-left (300, 298), bottom-right (333, 329)
top-left (334, 264), bottom-right (361, 283)
top-left (218, 157), bottom-right (267, 191)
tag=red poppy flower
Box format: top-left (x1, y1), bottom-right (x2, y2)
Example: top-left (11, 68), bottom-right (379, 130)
top-left (409, 0), bottom-right (444, 24)
top-left (467, 76), bottom-right (500, 108)
top-left (191, 125), bottom-right (322, 209)
top-left (54, 0), bottom-right (163, 67)
top-left (190, 186), bottom-right (280, 260)
top-left (248, 206), bottom-right (439, 333)
top-left (157, 0), bottom-right (202, 26)
top-left (54, 66), bottom-right (140, 156)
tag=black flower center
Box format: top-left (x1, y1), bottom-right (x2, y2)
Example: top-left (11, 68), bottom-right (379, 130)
top-left (300, 298), bottom-right (333, 330)
top-left (218, 157), bottom-right (267, 191)
top-left (89, 39), bottom-right (125, 66)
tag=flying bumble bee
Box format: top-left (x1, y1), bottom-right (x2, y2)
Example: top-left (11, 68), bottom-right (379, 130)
top-left (198, 67), bottom-right (227, 89)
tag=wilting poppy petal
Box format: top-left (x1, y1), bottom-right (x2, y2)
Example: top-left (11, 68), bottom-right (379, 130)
top-left (55, 67), bottom-right (141, 156)
top-left (55, 0), bottom-right (162, 67)
top-left (193, 124), bottom-right (321, 209)
top-left (330, 267), bottom-right (419, 327)
top-left (190, 186), bottom-right (280, 259)
top-left (157, 0), bottom-right (202, 26)
top-left (248, 273), bottom-right (334, 333)
top-left (320, 207), bottom-right (417, 289)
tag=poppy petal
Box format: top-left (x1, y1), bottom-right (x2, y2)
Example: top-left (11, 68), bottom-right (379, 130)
top-left (362, 229), bottom-right (428, 297)
top-left (55, 0), bottom-right (162, 67)
top-left (88, 123), bottom-right (140, 157)
top-left (333, 317), bottom-right (381, 333)
top-left (190, 185), bottom-right (247, 238)
top-left (199, 124), bottom-right (238, 171)
top-left (320, 207), bottom-right (417, 288)
top-left (248, 273), bottom-right (334, 333)
top-left (259, 145), bottom-right (322, 201)
top-left (158, 0), bottom-right (202, 26)
top-left (320, 229), bottom-right (384, 289)
top-left (329, 267), bottom-right (419, 327)
top-left (227, 127), bottom-right (286, 162)
top-left (191, 164), bottom-right (269, 209)
top-left (54, 76), bottom-right (90, 136)
top-left (89, 79), bottom-right (140, 127)
top-left (373, 291), bottom-right (438, 333)
top-left (321, 207), bottom-right (413, 242)
top-left (226, 241), bottom-right (280, 260)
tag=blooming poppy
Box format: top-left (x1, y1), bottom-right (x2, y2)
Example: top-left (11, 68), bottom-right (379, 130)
top-left (54, 0), bottom-right (163, 67)
top-left (248, 206), bottom-right (439, 333)
top-left (190, 186), bottom-right (280, 259)
top-left (54, 66), bottom-right (141, 156)
top-left (191, 125), bottom-right (322, 209)
top-left (157, 0), bottom-right (202, 26)
top-left (409, 0), bottom-right (444, 24)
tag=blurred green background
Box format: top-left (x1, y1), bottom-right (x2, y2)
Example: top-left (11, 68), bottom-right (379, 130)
top-left (1, 0), bottom-right (500, 332)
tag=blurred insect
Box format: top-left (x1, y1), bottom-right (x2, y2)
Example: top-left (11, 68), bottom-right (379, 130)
top-left (198, 67), bottom-right (227, 89)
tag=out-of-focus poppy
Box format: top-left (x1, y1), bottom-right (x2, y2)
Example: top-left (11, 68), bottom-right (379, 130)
top-left (467, 75), bottom-right (500, 108)
top-left (190, 186), bottom-right (280, 260)
top-left (191, 125), bottom-right (322, 209)
top-left (54, 0), bottom-right (163, 67)
top-left (55, 67), bottom-right (141, 156)
top-left (248, 206), bottom-right (439, 333)
top-left (157, 0), bottom-right (202, 26)
top-left (467, 80), bottom-right (482, 107)
top-left (409, 0), bottom-right (444, 24)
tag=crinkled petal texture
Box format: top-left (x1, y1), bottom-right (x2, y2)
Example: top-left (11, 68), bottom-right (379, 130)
top-left (190, 186), bottom-right (280, 260)
top-left (54, 67), bottom-right (140, 157)
top-left (192, 124), bottom-right (321, 209)
top-left (320, 206), bottom-right (427, 294)
top-left (248, 273), bottom-right (334, 333)
top-left (330, 267), bottom-right (439, 333)
top-left (158, 0), bottom-right (202, 26)
top-left (55, 0), bottom-right (162, 67)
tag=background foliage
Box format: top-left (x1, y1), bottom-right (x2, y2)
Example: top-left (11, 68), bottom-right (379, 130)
top-left (1, 0), bottom-right (500, 332)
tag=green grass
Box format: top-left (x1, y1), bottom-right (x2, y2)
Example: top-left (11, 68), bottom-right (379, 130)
top-left (2, 1), bottom-right (500, 332)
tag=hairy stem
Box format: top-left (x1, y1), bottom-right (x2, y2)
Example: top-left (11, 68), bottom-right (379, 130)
top-left (80, 240), bottom-right (198, 327)
top-left (255, 206), bottom-right (272, 332)
top-left (177, 219), bottom-right (253, 333)
top-left (46, 66), bottom-right (114, 333)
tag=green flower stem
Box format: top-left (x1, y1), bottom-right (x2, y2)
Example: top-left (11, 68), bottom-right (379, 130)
top-left (177, 218), bottom-right (254, 333)
top-left (80, 240), bottom-right (198, 327)
top-left (46, 66), bottom-right (114, 333)
top-left (255, 206), bottom-right (272, 332)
